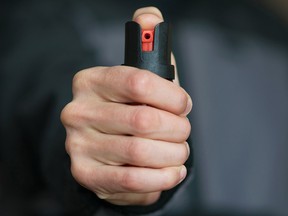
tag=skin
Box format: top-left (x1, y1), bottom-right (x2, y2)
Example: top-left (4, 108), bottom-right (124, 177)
top-left (61, 7), bottom-right (192, 206)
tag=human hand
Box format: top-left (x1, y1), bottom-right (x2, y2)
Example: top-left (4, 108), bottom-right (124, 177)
top-left (60, 7), bottom-right (192, 206)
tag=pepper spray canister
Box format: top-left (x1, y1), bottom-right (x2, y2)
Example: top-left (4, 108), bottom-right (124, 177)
top-left (123, 21), bottom-right (175, 81)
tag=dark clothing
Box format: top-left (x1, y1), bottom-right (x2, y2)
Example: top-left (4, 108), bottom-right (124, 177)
top-left (1, 0), bottom-right (288, 216)
top-left (0, 1), bottom-right (192, 215)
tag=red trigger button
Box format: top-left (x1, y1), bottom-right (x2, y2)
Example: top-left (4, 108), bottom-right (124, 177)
top-left (142, 30), bottom-right (154, 52)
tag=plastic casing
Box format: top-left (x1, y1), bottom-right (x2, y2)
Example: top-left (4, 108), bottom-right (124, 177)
top-left (123, 21), bottom-right (175, 81)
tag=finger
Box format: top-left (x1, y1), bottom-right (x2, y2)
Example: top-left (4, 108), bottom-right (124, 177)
top-left (85, 165), bottom-right (187, 194)
top-left (76, 66), bottom-right (192, 116)
top-left (99, 191), bottom-right (161, 206)
top-left (132, 7), bottom-right (164, 29)
top-left (132, 7), bottom-right (181, 86)
top-left (75, 99), bottom-right (190, 142)
top-left (81, 132), bottom-right (190, 168)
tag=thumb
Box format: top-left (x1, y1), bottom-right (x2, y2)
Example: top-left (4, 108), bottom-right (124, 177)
top-left (132, 7), bottom-right (180, 84)
top-left (132, 7), bottom-right (164, 30)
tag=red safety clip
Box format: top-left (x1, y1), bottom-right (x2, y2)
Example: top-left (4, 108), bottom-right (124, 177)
top-left (142, 30), bottom-right (154, 52)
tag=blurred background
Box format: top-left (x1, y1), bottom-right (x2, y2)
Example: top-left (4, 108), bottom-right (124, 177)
top-left (1, 0), bottom-right (288, 215)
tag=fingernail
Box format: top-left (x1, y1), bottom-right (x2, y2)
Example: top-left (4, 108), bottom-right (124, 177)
top-left (186, 142), bottom-right (190, 158)
top-left (132, 7), bottom-right (163, 20)
top-left (179, 165), bottom-right (187, 183)
top-left (183, 95), bottom-right (192, 116)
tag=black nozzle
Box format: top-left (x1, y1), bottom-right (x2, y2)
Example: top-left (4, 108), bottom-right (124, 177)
top-left (123, 21), bottom-right (175, 81)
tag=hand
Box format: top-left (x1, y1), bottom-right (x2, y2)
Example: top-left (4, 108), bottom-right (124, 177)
top-left (60, 7), bottom-right (192, 206)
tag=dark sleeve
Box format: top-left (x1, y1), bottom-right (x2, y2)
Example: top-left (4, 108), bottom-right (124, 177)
top-left (0, 2), bottom-right (193, 215)
top-left (0, 2), bottom-right (99, 214)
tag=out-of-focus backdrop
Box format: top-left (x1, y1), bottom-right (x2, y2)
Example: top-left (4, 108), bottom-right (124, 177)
top-left (1, 0), bottom-right (288, 215)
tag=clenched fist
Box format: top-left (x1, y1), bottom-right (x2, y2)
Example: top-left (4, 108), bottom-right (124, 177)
top-left (61, 7), bottom-right (192, 206)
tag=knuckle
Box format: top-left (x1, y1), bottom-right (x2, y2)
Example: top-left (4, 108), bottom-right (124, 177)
top-left (72, 67), bottom-right (104, 94)
top-left (64, 134), bottom-right (86, 157)
top-left (72, 69), bottom-right (89, 93)
top-left (64, 135), bottom-right (74, 155)
top-left (120, 170), bottom-right (141, 192)
top-left (60, 101), bottom-right (85, 127)
top-left (70, 162), bottom-right (88, 186)
top-left (131, 107), bottom-right (159, 134)
top-left (127, 71), bottom-right (151, 99)
top-left (71, 162), bottom-right (101, 192)
top-left (60, 102), bottom-right (76, 126)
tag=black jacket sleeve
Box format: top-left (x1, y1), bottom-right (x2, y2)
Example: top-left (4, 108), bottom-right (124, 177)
top-left (0, 1), bottom-right (193, 215)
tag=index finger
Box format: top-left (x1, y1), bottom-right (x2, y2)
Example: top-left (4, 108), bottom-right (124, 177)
top-left (85, 66), bottom-right (191, 116)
